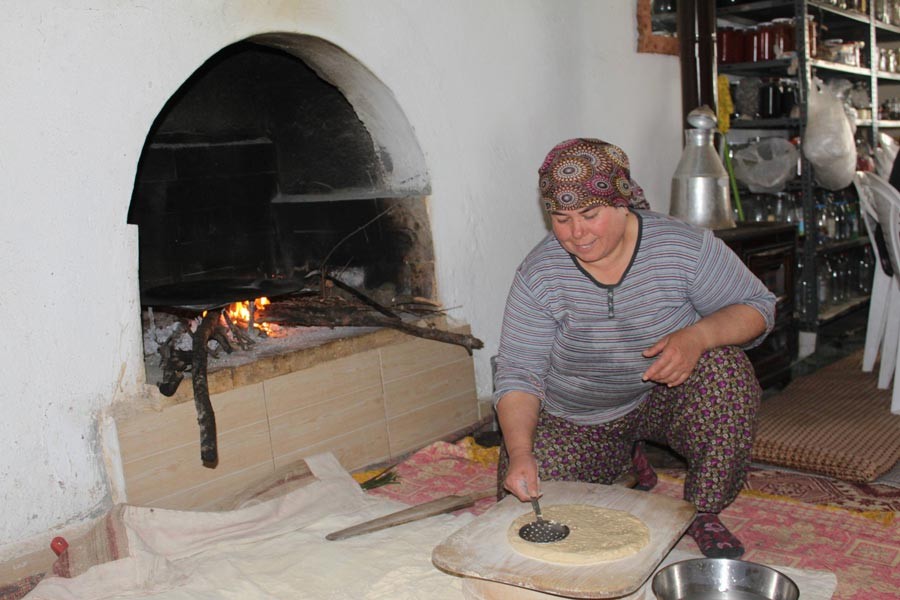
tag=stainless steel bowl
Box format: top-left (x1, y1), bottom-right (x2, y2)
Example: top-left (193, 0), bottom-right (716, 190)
top-left (651, 558), bottom-right (799, 600)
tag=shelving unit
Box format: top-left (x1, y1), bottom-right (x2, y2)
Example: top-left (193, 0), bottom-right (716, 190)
top-left (716, 0), bottom-right (885, 342)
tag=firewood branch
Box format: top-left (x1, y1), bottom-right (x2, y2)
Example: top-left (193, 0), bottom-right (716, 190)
top-left (192, 311), bottom-right (219, 468)
top-left (263, 297), bottom-right (484, 354)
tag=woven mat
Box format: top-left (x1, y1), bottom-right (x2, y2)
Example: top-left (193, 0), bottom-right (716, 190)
top-left (752, 349), bottom-right (900, 482)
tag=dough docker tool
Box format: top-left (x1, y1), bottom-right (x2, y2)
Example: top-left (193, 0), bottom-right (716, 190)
top-left (517, 480), bottom-right (570, 543)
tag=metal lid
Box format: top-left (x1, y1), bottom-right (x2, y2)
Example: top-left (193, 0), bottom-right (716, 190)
top-left (686, 105), bottom-right (718, 130)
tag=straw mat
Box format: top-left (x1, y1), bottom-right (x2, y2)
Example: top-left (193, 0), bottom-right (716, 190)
top-left (752, 350), bottom-right (900, 482)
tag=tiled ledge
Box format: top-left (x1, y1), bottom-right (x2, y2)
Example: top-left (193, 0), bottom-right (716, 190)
top-left (133, 317), bottom-right (462, 412)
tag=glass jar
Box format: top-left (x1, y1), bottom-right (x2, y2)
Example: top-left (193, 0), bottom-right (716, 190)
top-left (877, 0), bottom-right (890, 23)
top-left (719, 27), bottom-right (745, 63)
top-left (780, 79), bottom-right (798, 117)
top-left (743, 26), bottom-right (759, 62)
top-left (757, 22), bottom-right (775, 61)
top-left (805, 15), bottom-right (818, 58)
top-left (819, 39), bottom-right (843, 62)
top-left (734, 77), bottom-right (762, 118)
top-left (758, 78), bottom-right (782, 118)
top-left (771, 18), bottom-right (794, 58)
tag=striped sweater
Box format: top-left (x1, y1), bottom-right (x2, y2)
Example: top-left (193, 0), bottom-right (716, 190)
top-left (493, 210), bottom-right (776, 425)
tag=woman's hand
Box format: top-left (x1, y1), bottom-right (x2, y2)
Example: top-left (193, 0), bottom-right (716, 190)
top-left (503, 450), bottom-right (540, 501)
top-left (641, 326), bottom-right (705, 387)
top-left (641, 304), bottom-right (767, 387)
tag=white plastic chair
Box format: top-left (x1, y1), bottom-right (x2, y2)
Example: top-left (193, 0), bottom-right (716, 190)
top-left (857, 171), bottom-right (900, 414)
top-left (853, 173), bottom-right (891, 374)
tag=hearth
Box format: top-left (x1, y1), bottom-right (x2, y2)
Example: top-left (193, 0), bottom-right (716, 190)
top-left (126, 38), bottom-right (453, 466)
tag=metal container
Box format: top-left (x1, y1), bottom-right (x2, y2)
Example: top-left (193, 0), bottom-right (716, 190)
top-left (652, 558), bottom-right (800, 600)
top-left (670, 107), bottom-right (736, 229)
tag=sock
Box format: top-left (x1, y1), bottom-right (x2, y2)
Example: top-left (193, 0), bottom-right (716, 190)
top-left (687, 513), bottom-right (745, 559)
top-left (632, 442), bottom-right (658, 491)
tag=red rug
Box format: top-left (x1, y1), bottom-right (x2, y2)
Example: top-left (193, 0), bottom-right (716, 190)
top-left (744, 467), bottom-right (900, 519)
top-left (364, 438), bottom-right (498, 514)
top-left (653, 475), bottom-right (900, 600)
top-left (368, 440), bottom-right (900, 600)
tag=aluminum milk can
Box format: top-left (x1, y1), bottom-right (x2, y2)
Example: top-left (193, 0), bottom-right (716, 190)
top-left (669, 107), bottom-right (736, 229)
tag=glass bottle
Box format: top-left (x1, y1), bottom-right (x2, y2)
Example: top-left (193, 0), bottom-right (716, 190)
top-left (818, 259), bottom-right (831, 307)
top-left (816, 199), bottom-right (830, 244)
top-left (796, 255), bottom-right (807, 319)
top-left (825, 196), bottom-right (837, 241)
top-left (829, 258), bottom-right (842, 305)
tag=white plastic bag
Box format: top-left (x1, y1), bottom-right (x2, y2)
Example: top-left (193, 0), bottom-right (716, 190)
top-left (875, 132), bottom-right (899, 177)
top-left (732, 138), bottom-right (799, 193)
top-left (803, 79), bottom-right (857, 190)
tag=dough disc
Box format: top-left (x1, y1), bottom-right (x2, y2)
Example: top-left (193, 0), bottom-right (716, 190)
top-left (507, 504), bottom-right (650, 565)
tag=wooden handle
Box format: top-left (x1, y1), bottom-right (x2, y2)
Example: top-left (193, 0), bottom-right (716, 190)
top-left (325, 490), bottom-right (494, 541)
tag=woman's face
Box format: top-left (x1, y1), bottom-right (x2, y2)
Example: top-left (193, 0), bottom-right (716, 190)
top-left (550, 205), bottom-right (630, 265)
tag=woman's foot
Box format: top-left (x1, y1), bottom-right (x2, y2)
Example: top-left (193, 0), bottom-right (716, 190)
top-left (687, 514), bottom-right (745, 559)
top-left (632, 442), bottom-right (658, 491)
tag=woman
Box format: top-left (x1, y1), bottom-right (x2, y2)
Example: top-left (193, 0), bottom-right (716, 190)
top-left (493, 138), bottom-right (775, 559)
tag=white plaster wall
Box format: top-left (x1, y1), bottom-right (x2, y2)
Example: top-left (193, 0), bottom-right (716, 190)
top-left (0, 0), bottom-right (681, 552)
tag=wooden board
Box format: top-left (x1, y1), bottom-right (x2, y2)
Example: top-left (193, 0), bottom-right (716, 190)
top-left (432, 481), bottom-right (695, 599)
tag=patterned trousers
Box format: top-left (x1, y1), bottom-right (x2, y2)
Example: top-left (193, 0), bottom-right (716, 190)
top-left (497, 345), bottom-right (761, 513)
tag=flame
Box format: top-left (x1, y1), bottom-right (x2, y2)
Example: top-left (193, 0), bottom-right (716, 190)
top-left (226, 297), bottom-right (275, 335)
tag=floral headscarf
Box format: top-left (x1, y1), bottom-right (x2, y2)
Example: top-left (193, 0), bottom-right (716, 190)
top-left (538, 138), bottom-right (650, 212)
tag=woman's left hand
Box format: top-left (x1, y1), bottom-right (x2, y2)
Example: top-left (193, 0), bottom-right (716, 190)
top-left (640, 327), bottom-right (705, 387)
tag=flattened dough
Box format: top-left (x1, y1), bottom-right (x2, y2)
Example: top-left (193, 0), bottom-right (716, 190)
top-left (507, 504), bottom-right (650, 564)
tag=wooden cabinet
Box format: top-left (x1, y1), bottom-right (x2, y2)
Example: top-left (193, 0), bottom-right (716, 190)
top-left (715, 223), bottom-right (798, 389)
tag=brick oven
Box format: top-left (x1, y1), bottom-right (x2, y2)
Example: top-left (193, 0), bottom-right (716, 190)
top-left (114, 35), bottom-right (483, 510)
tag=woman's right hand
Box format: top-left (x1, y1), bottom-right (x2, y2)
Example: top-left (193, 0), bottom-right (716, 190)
top-left (503, 451), bottom-right (540, 501)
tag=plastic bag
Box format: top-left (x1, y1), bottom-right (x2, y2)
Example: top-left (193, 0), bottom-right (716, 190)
top-left (803, 78), bottom-right (857, 190)
top-left (875, 132), bottom-right (899, 177)
top-left (732, 137), bottom-right (799, 193)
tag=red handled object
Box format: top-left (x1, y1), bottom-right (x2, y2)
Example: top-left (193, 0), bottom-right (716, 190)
top-left (50, 536), bottom-right (68, 556)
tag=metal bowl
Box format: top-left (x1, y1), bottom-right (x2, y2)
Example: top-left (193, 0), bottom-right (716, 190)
top-left (651, 558), bottom-right (799, 600)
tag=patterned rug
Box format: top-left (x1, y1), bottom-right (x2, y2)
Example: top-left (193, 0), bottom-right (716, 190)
top-left (653, 475), bottom-right (900, 600)
top-left (361, 437), bottom-right (499, 513)
top-left (752, 350), bottom-right (900, 483)
top-left (366, 439), bottom-right (900, 600)
top-left (743, 467), bottom-right (900, 519)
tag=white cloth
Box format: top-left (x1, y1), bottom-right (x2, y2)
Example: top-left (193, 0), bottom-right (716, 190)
top-left (25, 453), bottom-right (835, 599)
top-left (25, 453), bottom-right (474, 599)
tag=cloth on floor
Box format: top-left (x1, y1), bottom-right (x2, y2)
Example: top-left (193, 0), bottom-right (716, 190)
top-left (361, 438), bottom-right (498, 511)
top-left (24, 453), bottom-right (475, 600)
top-left (23, 443), bottom-right (840, 600)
